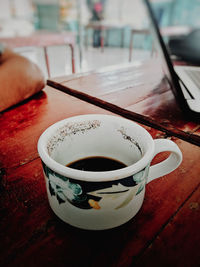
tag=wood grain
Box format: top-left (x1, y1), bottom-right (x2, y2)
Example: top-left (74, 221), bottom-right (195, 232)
top-left (0, 87), bottom-right (113, 169)
top-left (1, 139), bottom-right (200, 267)
top-left (1, 61), bottom-right (200, 267)
top-left (134, 184), bottom-right (200, 267)
top-left (47, 79), bottom-right (200, 146)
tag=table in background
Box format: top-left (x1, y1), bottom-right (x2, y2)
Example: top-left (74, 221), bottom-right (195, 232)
top-left (0, 31), bottom-right (76, 77)
top-left (129, 25), bottom-right (192, 62)
top-left (85, 20), bottom-right (128, 52)
top-left (0, 59), bottom-right (200, 267)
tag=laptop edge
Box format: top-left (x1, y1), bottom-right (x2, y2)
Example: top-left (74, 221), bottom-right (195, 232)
top-left (144, 0), bottom-right (200, 120)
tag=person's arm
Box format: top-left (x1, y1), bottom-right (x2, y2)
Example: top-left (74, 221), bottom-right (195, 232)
top-left (0, 46), bottom-right (46, 112)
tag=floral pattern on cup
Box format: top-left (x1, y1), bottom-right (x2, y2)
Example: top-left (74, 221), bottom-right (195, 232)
top-left (42, 162), bottom-right (149, 210)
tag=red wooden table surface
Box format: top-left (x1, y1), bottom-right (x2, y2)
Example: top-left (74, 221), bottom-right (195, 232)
top-left (1, 59), bottom-right (200, 267)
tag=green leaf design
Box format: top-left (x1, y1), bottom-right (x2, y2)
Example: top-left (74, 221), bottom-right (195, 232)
top-left (136, 182), bottom-right (145, 195)
top-left (67, 181), bottom-right (82, 195)
top-left (133, 169), bottom-right (145, 183)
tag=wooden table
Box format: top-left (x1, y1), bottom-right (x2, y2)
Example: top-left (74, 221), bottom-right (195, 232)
top-left (48, 60), bottom-right (200, 145)
top-left (1, 60), bottom-right (200, 267)
top-left (0, 31), bottom-right (76, 77)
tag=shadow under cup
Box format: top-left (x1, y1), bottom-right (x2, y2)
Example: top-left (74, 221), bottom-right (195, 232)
top-left (38, 115), bottom-right (157, 230)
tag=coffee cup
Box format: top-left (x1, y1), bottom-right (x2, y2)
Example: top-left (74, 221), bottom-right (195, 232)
top-left (38, 114), bottom-right (182, 230)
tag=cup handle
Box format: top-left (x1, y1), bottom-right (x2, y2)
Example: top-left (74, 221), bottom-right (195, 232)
top-left (147, 139), bottom-right (182, 183)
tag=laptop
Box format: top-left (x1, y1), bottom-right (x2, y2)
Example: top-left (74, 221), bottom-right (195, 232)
top-left (144, 0), bottom-right (200, 120)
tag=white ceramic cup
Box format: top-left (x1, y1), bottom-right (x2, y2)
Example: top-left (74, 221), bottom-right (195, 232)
top-left (38, 114), bottom-right (182, 230)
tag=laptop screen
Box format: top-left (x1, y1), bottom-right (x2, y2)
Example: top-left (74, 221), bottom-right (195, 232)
top-left (142, 0), bottom-right (198, 117)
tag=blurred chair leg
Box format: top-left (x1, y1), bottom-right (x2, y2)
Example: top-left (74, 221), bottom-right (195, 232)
top-left (69, 44), bottom-right (75, 73)
top-left (129, 31), bottom-right (133, 62)
top-left (100, 26), bottom-right (104, 52)
top-left (121, 28), bottom-right (124, 48)
top-left (85, 28), bottom-right (89, 50)
top-left (44, 46), bottom-right (50, 78)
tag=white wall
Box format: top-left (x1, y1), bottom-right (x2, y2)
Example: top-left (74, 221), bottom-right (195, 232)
top-left (0, 0), bottom-right (34, 19)
top-left (104, 0), bottom-right (148, 27)
top-left (0, 0), bottom-right (34, 37)
top-left (0, 0), bottom-right (11, 19)
top-left (14, 0), bottom-right (33, 18)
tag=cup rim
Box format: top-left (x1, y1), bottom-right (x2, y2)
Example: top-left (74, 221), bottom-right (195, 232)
top-left (37, 114), bottom-right (155, 182)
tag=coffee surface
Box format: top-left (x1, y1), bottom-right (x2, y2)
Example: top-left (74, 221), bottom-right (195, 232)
top-left (67, 156), bottom-right (127, 172)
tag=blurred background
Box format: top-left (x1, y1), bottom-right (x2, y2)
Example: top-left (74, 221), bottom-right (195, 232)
top-left (0, 0), bottom-right (200, 77)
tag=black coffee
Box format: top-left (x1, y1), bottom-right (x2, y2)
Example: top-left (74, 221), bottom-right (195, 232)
top-left (67, 156), bottom-right (127, 172)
